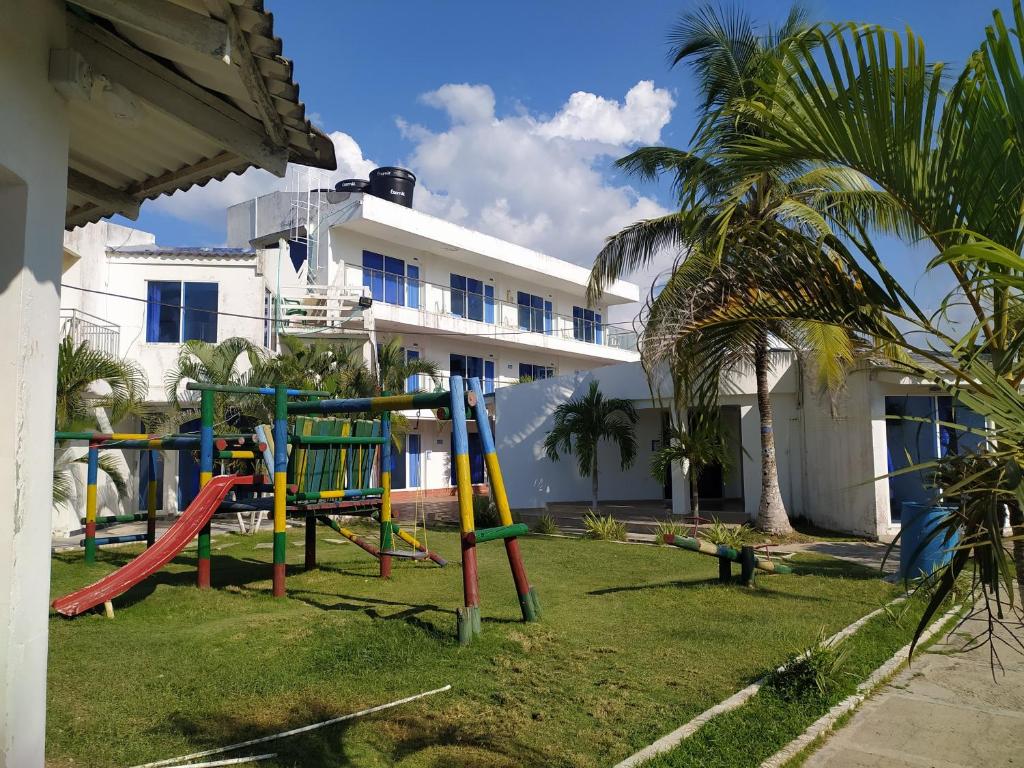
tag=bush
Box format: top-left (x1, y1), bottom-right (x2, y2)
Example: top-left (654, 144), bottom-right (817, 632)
top-left (767, 628), bottom-right (851, 702)
top-left (472, 494), bottom-right (501, 528)
top-left (533, 513), bottom-right (559, 535)
top-left (702, 516), bottom-right (753, 550)
top-left (654, 517), bottom-right (686, 545)
top-left (583, 511), bottom-right (628, 541)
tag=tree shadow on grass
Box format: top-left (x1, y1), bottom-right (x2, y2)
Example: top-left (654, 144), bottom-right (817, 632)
top-left (787, 556), bottom-right (885, 581)
top-left (148, 700), bottom-right (555, 768)
top-left (586, 577), bottom-right (827, 602)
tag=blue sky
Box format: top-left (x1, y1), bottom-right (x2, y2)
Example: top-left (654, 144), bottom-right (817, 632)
top-left (125, 0), bottom-right (1003, 318)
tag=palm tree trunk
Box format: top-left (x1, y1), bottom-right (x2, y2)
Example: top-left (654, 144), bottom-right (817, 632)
top-left (690, 469), bottom-right (700, 518)
top-left (591, 456), bottom-right (599, 513)
top-left (754, 334), bottom-right (792, 535)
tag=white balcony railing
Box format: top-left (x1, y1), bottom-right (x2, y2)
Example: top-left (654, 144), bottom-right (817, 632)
top-left (59, 309), bottom-right (120, 356)
top-left (274, 284), bottom-right (369, 338)
top-left (345, 265), bottom-right (638, 352)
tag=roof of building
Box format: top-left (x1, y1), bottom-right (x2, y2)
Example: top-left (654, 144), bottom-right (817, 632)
top-left (112, 244), bottom-right (255, 258)
top-left (62, 0), bottom-right (336, 229)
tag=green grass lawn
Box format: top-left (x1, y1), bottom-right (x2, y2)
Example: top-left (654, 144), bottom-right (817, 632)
top-left (47, 524), bottom-right (899, 768)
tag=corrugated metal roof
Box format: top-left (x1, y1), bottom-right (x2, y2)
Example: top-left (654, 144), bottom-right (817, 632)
top-left (64, 0), bottom-right (336, 229)
top-left (112, 245), bottom-right (255, 257)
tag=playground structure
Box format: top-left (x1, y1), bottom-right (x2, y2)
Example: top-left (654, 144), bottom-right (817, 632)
top-left (52, 377), bottom-right (540, 644)
top-left (662, 533), bottom-right (792, 585)
top-left (54, 430), bottom-right (264, 562)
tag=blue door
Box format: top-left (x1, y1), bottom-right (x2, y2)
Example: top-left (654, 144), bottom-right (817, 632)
top-left (177, 419), bottom-right (201, 509)
top-left (408, 434), bottom-right (421, 488)
top-left (450, 432), bottom-right (485, 485)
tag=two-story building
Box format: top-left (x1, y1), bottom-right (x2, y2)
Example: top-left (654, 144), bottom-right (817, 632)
top-left (56, 184), bottom-right (641, 532)
top-left (226, 184), bottom-right (641, 498)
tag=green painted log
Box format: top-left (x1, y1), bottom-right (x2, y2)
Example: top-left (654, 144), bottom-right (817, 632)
top-left (472, 523), bottom-right (529, 544)
top-left (665, 535), bottom-right (792, 574)
top-left (289, 487), bottom-right (384, 502)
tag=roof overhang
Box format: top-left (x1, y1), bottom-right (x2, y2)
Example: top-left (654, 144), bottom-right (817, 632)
top-left (332, 193), bottom-right (641, 306)
top-left (58, 0), bottom-right (336, 229)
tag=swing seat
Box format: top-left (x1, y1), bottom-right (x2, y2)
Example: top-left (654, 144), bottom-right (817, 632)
top-left (379, 550), bottom-right (428, 560)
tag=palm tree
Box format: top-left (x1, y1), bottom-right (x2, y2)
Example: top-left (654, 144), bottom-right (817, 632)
top-left (255, 335), bottom-right (366, 396)
top-left (163, 337), bottom-right (267, 429)
top-left (680, 2), bottom-right (1024, 644)
top-left (651, 418), bottom-right (731, 517)
top-left (373, 337), bottom-right (440, 396)
top-left (53, 336), bottom-right (146, 509)
top-left (543, 380), bottom-right (639, 511)
top-left (587, 4), bottom-right (904, 533)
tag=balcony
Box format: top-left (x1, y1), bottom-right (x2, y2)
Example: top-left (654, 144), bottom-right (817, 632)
top-left (59, 309), bottom-right (120, 357)
top-left (272, 284), bottom-right (371, 342)
top-left (350, 266), bottom-right (639, 361)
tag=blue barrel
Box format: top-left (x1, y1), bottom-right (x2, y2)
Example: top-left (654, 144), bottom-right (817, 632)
top-left (899, 503), bottom-right (958, 579)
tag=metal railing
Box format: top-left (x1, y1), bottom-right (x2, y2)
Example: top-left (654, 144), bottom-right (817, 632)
top-left (345, 265), bottom-right (638, 352)
top-left (274, 284), bottom-right (369, 337)
top-left (59, 309), bottom-right (120, 356)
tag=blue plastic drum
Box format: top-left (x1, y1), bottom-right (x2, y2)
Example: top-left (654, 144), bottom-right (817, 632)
top-left (899, 502), bottom-right (958, 579)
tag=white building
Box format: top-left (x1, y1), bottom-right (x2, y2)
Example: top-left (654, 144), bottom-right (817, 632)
top-left (55, 189), bottom-right (642, 530)
top-left (226, 186), bottom-right (641, 497)
top-left (495, 357), bottom-right (985, 540)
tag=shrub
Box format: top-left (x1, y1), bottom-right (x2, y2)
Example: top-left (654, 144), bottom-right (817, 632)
top-left (654, 518), bottom-right (686, 545)
top-left (702, 517), bottom-right (753, 550)
top-left (472, 494), bottom-right (501, 528)
top-left (533, 513), bottom-right (559, 535)
top-left (767, 628), bottom-right (851, 702)
top-left (583, 511), bottom-right (628, 541)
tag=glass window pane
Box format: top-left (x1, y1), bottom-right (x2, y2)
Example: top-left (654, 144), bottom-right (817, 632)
top-left (147, 281), bottom-right (181, 343)
top-left (517, 291), bottom-right (529, 306)
top-left (467, 356), bottom-right (483, 379)
top-left (183, 283), bottom-right (218, 342)
top-left (467, 278), bottom-right (482, 295)
top-left (450, 354), bottom-right (466, 378)
top-left (450, 273), bottom-right (466, 290)
top-left (468, 292), bottom-right (483, 321)
top-left (384, 256), bottom-right (405, 275)
top-left (362, 251), bottom-right (383, 270)
top-left (406, 266), bottom-right (420, 309)
top-left (531, 295), bottom-right (543, 309)
top-left (532, 307), bottom-right (543, 332)
top-left (384, 272), bottom-right (402, 305)
top-left (518, 304), bottom-right (531, 330)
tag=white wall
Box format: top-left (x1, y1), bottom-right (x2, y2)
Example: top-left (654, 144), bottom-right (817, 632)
top-left (0, 1), bottom-right (70, 763)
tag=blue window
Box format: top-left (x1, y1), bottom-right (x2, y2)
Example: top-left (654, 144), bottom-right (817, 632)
top-left (451, 354), bottom-right (494, 393)
top-left (450, 273), bottom-right (494, 322)
top-left (519, 363), bottom-right (554, 381)
top-left (146, 281), bottom-right (218, 343)
top-left (517, 292), bottom-right (552, 334)
top-left (407, 265), bottom-right (420, 309)
top-left (362, 251), bottom-right (415, 307)
top-left (408, 434), bottom-right (422, 488)
top-left (137, 452), bottom-right (164, 511)
top-left (406, 349), bottom-right (420, 393)
top-left (573, 306), bottom-right (603, 343)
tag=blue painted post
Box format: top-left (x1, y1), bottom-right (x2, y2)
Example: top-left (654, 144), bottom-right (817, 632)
top-left (450, 376), bottom-right (481, 643)
top-left (84, 442), bottom-right (99, 563)
top-left (197, 389), bottom-right (214, 588)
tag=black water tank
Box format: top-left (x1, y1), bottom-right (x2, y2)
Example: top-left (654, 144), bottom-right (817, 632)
top-left (335, 178), bottom-right (370, 193)
top-left (369, 167), bottom-right (416, 208)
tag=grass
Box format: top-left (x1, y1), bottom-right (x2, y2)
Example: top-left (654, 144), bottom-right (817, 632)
top-left (47, 523), bottom-right (900, 768)
top-left (640, 592), bottom-right (954, 768)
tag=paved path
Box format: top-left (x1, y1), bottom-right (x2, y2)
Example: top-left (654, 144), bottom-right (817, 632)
top-left (776, 541), bottom-right (900, 575)
top-left (804, 607), bottom-right (1024, 767)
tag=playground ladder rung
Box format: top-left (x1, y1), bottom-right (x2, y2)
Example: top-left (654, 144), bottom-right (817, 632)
top-left (379, 550), bottom-right (429, 560)
top-left (472, 523), bottom-right (529, 544)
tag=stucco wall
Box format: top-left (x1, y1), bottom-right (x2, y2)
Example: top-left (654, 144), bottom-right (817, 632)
top-left (0, 1), bottom-right (70, 763)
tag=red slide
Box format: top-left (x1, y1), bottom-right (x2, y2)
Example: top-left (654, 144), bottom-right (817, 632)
top-left (53, 475), bottom-right (253, 617)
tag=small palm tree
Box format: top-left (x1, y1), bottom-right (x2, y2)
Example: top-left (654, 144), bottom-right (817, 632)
top-left (256, 335), bottom-right (366, 396)
top-left (543, 381), bottom-right (639, 511)
top-left (651, 419), bottom-right (731, 517)
top-left (163, 337), bottom-right (267, 429)
top-left (373, 337), bottom-right (440, 396)
top-left (53, 336), bottom-right (146, 509)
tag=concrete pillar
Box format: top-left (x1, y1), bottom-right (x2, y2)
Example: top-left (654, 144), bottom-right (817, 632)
top-left (0, 2), bottom-right (70, 765)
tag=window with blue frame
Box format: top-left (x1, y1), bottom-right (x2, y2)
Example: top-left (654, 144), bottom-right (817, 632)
top-left (146, 281), bottom-right (218, 343)
top-left (519, 363), bottom-right (554, 380)
top-left (450, 354), bottom-right (495, 393)
top-left (362, 251), bottom-right (418, 308)
top-left (450, 274), bottom-right (494, 323)
top-left (517, 291), bottom-right (552, 334)
top-left (572, 306), bottom-right (603, 344)
top-left (406, 349), bottom-right (420, 393)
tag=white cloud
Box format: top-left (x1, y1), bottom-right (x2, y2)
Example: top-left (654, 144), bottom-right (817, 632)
top-left (535, 80), bottom-right (675, 145)
top-left (402, 80), bottom-right (676, 323)
top-left (146, 81), bottom-right (678, 325)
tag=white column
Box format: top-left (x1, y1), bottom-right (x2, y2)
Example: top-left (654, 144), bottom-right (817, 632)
top-left (0, 2), bottom-right (70, 765)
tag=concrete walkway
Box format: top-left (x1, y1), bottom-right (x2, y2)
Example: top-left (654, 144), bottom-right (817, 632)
top-left (804, 607), bottom-right (1024, 767)
top-left (776, 541), bottom-right (900, 575)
